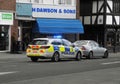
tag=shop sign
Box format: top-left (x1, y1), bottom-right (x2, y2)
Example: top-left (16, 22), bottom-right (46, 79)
top-left (0, 12), bottom-right (13, 25)
top-left (32, 4), bottom-right (76, 19)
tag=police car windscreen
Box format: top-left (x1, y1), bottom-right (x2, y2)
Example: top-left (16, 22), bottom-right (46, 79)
top-left (31, 40), bottom-right (48, 45)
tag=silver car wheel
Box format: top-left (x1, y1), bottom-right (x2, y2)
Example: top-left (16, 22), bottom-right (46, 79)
top-left (76, 52), bottom-right (81, 61)
top-left (103, 51), bottom-right (108, 58)
top-left (88, 52), bottom-right (93, 59)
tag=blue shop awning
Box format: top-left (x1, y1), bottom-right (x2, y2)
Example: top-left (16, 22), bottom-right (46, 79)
top-left (34, 18), bottom-right (84, 34)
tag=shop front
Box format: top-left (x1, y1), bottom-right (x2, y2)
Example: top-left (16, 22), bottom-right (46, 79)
top-left (33, 18), bottom-right (84, 42)
top-left (0, 12), bottom-right (13, 52)
top-left (32, 4), bottom-right (84, 42)
top-left (15, 3), bottom-right (84, 51)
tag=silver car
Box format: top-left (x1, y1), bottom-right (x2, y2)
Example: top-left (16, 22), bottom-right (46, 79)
top-left (74, 40), bottom-right (109, 59)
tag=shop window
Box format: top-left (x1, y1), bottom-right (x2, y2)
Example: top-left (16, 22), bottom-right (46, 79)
top-left (113, 0), bottom-right (120, 14)
top-left (16, 0), bottom-right (31, 3)
top-left (65, 0), bottom-right (72, 5)
top-left (116, 33), bottom-right (120, 45)
top-left (59, 0), bottom-right (72, 5)
top-left (106, 32), bottom-right (115, 46)
top-left (59, 0), bottom-right (65, 4)
top-left (34, 0), bottom-right (39, 3)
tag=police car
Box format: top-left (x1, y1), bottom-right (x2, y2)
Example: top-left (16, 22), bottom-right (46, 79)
top-left (26, 38), bottom-right (82, 62)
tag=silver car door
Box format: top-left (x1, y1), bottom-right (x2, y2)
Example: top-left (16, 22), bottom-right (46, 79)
top-left (93, 41), bottom-right (104, 56)
top-left (90, 41), bottom-right (100, 56)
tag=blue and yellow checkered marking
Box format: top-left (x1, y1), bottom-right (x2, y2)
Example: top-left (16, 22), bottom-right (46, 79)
top-left (52, 46), bottom-right (75, 55)
top-left (54, 46), bottom-right (59, 51)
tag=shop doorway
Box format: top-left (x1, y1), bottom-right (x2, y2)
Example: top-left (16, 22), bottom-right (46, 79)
top-left (22, 28), bottom-right (32, 51)
top-left (0, 26), bottom-right (9, 51)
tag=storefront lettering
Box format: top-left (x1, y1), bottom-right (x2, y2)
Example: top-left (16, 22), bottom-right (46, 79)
top-left (32, 8), bottom-right (76, 14)
top-left (64, 9), bottom-right (76, 14)
top-left (0, 12), bottom-right (13, 25)
top-left (32, 8), bottom-right (57, 13)
top-left (2, 14), bottom-right (12, 20)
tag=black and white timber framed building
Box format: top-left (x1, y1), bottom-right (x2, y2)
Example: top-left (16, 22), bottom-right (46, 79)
top-left (80, 0), bottom-right (120, 52)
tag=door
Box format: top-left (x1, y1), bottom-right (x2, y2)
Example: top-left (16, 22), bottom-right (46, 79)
top-left (90, 41), bottom-right (100, 56)
top-left (62, 39), bottom-right (75, 58)
top-left (0, 32), bottom-right (6, 50)
top-left (22, 28), bottom-right (32, 51)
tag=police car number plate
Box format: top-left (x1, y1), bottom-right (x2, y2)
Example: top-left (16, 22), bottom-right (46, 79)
top-left (33, 50), bottom-right (37, 53)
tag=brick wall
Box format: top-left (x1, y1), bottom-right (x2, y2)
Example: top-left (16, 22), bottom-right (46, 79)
top-left (11, 19), bottom-right (18, 40)
top-left (76, 0), bottom-right (80, 19)
top-left (0, 0), bottom-right (18, 51)
top-left (0, 0), bottom-right (17, 39)
top-left (0, 0), bottom-right (16, 11)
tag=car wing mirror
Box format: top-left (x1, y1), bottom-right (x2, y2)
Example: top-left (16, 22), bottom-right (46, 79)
top-left (71, 44), bottom-right (75, 47)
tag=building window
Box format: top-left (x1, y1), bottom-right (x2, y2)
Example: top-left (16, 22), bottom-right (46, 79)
top-left (31, 0), bottom-right (43, 4)
top-left (59, 0), bottom-right (72, 5)
top-left (113, 0), bottom-right (120, 14)
top-left (80, 0), bottom-right (92, 16)
top-left (16, 0), bottom-right (31, 3)
top-left (34, 0), bottom-right (39, 3)
top-left (59, 0), bottom-right (65, 4)
top-left (65, 0), bottom-right (72, 5)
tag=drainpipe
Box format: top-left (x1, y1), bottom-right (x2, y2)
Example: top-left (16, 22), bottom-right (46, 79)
top-left (103, 0), bottom-right (107, 47)
top-left (76, 0), bottom-right (80, 40)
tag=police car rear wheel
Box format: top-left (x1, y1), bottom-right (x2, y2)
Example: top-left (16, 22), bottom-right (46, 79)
top-left (52, 52), bottom-right (60, 62)
top-left (31, 57), bottom-right (38, 62)
top-left (76, 52), bottom-right (81, 61)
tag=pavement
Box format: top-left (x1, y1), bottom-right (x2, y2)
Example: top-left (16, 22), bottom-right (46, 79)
top-left (0, 52), bottom-right (26, 59)
top-left (0, 51), bottom-right (120, 59)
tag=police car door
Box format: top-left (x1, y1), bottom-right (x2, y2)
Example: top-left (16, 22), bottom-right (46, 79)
top-left (62, 39), bottom-right (74, 58)
top-left (51, 39), bottom-right (65, 58)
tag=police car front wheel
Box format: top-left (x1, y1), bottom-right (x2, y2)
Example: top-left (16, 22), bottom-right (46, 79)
top-left (52, 52), bottom-right (60, 62)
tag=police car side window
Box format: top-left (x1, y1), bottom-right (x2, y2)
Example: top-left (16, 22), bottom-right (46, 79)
top-left (62, 39), bottom-right (71, 46)
top-left (51, 41), bottom-right (62, 45)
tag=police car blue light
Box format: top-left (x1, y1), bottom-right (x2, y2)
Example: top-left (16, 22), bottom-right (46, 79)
top-left (53, 35), bottom-right (62, 39)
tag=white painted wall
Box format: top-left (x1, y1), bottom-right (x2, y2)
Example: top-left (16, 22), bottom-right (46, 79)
top-left (32, 4), bottom-right (76, 19)
top-left (107, 0), bottom-right (113, 13)
top-left (43, 0), bottom-right (54, 4)
top-left (16, 0), bottom-right (31, 3)
top-left (16, 0), bottom-right (76, 6)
